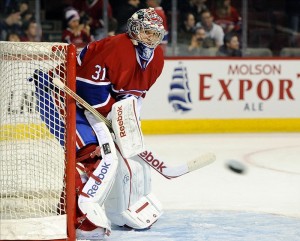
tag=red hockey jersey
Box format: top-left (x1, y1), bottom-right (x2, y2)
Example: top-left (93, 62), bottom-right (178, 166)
top-left (76, 33), bottom-right (164, 117)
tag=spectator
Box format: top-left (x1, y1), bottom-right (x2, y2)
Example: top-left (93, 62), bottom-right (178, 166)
top-left (71, 0), bottom-right (113, 40)
top-left (6, 31), bottom-right (21, 41)
top-left (107, 17), bottom-right (118, 37)
top-left (216, 32), bottom-right (242, 56)
top-left (2, 0), bottom-right (19, 15)
top-left (138, 0), bottom-right (148, 8)
top-left (285, 0), bottom-right (300, 47)
top-left (146, 0), bottom-right (168, 53)
top-left (188, 26), bottom-right (215, 52)
top-left (178, 12), bottom-right (196, 45)
top-left (62, 8), bottom-right (92, 49)
top-left (0, 11), bottom-right (22, 41)
top-left (212, 0), bottom-right (241, 34)
top-left (196, 10), bottom-right (225, 47)
top-left (180, 0), bottom-right (209, 23)
top-left (95, 16), bottom-right (120, 40)
top-left (115, 0), bottom-right (141, 34)
top-left (20, 19), bottom-right (42, 42)
top-left (160, 0), bottom-right (171, 14)
top-left (19, 1), bottom-right (34, 23)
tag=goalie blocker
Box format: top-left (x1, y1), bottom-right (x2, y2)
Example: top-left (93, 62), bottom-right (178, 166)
top-left (110, 96), bottom-right (145, 158)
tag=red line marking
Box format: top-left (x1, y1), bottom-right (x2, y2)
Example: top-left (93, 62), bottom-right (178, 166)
top-left (244, 145), bottom-right (300, 175)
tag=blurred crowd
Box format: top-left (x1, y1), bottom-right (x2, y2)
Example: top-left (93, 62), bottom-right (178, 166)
top-left (0, 1), bottom-right (41, 42)
top-left (1, 0), bottom-right (300, 56)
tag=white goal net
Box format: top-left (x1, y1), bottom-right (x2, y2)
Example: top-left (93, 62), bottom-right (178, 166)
top-left (0, 42), bottom-right (76, 240)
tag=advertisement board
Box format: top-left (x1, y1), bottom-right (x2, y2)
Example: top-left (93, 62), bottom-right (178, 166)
top-left (141, 58), bottom-right (300, 133)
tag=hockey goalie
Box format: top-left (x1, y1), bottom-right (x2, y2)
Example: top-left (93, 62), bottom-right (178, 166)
top-left (28, 7), bottom-right (166, 240)
top-left (73, 98), bottom-right (164, 240)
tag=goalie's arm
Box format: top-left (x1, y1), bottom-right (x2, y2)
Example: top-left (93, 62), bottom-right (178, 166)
top-left (52, 77), bottom-right (112, 129)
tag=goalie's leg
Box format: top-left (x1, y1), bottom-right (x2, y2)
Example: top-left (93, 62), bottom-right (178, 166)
top-left (104, 96), bottom-right (163, 229)
top-left (73, 111), bottom-right (120, 239)
top-left (104, 149), bottom-right (163, 229)
top-left (75, 148), bottom-right (114, 238)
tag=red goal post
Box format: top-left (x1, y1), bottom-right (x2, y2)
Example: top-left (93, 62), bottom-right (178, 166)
top-left (0, 42), bottom-right (77, 241)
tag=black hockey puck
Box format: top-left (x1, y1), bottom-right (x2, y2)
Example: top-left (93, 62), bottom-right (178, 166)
top-left (226, 160), bottom-right (246, 174)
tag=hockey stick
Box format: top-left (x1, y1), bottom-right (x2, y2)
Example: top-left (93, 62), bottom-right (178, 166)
top-left (52, 78), bottom-right (216, 178)
top-left (133, 151), bottom-right (215, 179)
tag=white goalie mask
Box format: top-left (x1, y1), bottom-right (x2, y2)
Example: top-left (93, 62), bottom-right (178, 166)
top-left (127, 8), bottom-right (165, 48)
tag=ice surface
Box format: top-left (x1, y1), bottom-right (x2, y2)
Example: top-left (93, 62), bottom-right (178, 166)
top-left (109, 210), bottom-right (300, 241)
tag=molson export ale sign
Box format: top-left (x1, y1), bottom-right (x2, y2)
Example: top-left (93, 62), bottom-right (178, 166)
top-left (142, 59), bottom-right (300, 119)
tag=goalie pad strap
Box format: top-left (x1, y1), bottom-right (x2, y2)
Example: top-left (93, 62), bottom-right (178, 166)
top-left (76, 161), bottom-right (102, 184)
top-left (76, 152), bottom-right (94, 163)
top-left (76, 144), bottom-right (98, 163)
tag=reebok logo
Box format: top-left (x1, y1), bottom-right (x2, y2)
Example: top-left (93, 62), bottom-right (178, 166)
top-left (138, 151), bottom-right (166, 173)
top-left (86, 162), bottom-right (111, 197)
top-left (117, 106), bottom-right (126, 137)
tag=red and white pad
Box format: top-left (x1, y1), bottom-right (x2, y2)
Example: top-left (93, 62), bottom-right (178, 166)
top-left (110, 97), bottom-right (145, 158)
top-left (121, 193), bottom-right (163, 229)
top-left (77, 111), bottom-right (119, 234)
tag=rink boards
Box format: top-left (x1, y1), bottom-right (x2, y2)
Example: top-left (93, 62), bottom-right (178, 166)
top-left (1, 58), bottom-right (300, 136)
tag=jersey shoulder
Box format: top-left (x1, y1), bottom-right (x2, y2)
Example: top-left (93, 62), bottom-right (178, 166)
top-left (90, 33), bottom-right (133, 51)
top-left (78, 34), bottom-right (134, 66)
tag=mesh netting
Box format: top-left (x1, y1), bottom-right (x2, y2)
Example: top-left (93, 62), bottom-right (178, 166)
top-left (0, 42), bottom-right (69, 222)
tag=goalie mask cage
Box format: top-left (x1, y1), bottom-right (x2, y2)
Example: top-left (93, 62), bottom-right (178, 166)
top-left (0, 42), bottom-right (76, 241)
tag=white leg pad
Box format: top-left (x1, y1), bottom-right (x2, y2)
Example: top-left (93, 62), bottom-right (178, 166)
top-left (139, 156), bottom-right (152, 196)
top-left (81, 110), bottom-right (119, 204)
top-left (78, 111), bottom-right (120, 232)
top-left (104, 151), bottom-right (163, 229)
top-left (104, 153), bottom-right (144, 225)
top-left (78, 159), bottom-right (118, 204)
